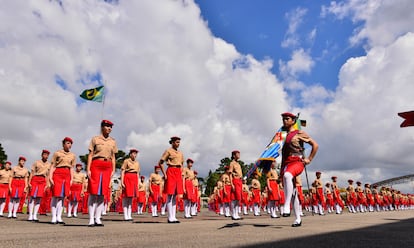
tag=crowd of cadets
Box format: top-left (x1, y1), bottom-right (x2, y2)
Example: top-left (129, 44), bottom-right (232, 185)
top-left (0, 154), bottom-right (202, 220)
top-left (208, 169), bottom-right (414, 218)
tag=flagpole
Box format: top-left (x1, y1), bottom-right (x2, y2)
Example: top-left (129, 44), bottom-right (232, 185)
top-left (101, 89), bottom-right (105, 120)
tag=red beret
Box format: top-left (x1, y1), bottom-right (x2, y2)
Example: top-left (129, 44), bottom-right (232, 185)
top-left (63, 137), bottom-right (73, 144)
top-left (130, 148), bottom-right (139, 153)
top-left (325, 183), bottom-right (330, 186)
top-left (42, 149), bottom-right (50, 154)
top-left (76, 163), bottom-right (83, 167)
top-left (187, 158), bottom-right (194, 163)
top-left (316, 171), bottom-right (321, 175)
top-left (5, 161), bottom-right (11, 165)
top-left (356, 181), bottom-right (361, 185)
top-left (101, 119), bottom-right (114, 127)
top-left (348, 179), bottom-right (353, 183)
top-left (194, 171), bottom-right (198, 175)
top-left (224, 166), bottom-right (230, 170)
top-left (154, 165), bottom-right (161, 169)
top-left (19, 156), bottom-right (26, 161)
top-left (140, 176), bottom-right (145, 179)
top-left (232, 150), bottom-right (240, 155)
top-left (281, 112), bottom-right (296, 118)
top-left (331, 176), bottom-right (337, 179)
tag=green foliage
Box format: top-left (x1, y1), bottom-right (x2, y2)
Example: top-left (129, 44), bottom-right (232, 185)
top-left (0, 143), bottom-right (7, 166)
top-left (203, 157), bottom-right (255, 196)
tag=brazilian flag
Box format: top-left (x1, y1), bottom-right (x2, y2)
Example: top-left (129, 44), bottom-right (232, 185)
top-left (80, 86), bottom-right (104, 102)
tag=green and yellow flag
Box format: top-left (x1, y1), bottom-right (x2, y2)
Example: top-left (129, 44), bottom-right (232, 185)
top-left (80, 86), bottom-right (104, 102)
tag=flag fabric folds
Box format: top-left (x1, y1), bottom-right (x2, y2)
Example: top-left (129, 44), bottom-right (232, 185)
top-left (80, 86), bottom-right (104, 102)
top-left (247, 114), bottom-right (304, 178)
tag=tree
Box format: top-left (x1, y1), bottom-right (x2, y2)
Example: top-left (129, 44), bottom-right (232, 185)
top-left (203, 157), bottom-right (255, 196)
top-left (0, 143), bottom-right (7, 166)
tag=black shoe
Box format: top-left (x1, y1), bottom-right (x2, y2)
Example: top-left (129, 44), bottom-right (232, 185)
top-left (57, 221), bottom-right (65, 225)
top-left (167, 220), bottom-right (180, 224)
top-left (94, 223), bottom-right (104, 227)
top-left (184, 216), bottom-right (192, 219)
top-left (271, 216), bottom-right (280, 219)
top-left (50, 221), bottom-right (57, 225)
top-left (282, 213), bottom-right (291, 217)
top-left (291, 221), bottom-right (302, 227)
top-left (33, 219), bottom-right (40, 222)
top-left (88, 224), bottom-right (95, 227)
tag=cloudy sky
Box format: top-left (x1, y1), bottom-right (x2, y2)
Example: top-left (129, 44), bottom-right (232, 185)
top-left (1, 0), bottom-right (414, 192)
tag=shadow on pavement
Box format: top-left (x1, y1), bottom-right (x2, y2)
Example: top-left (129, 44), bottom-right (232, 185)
top-left (240, 217), bottom-right (414, 248)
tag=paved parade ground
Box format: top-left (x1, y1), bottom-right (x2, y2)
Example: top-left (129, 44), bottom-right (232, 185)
top-left (1, 209), bottom-right (413, 248)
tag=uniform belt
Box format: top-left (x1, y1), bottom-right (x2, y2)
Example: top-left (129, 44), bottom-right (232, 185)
top-left (13, 177), bottom-right (25, 180)
top-left (34, 174), bottom-right (46, 177)
top-left (93, 157), bottom-right (109, 161)
top-left (56, 166), bottom-right (71, 169)
top-left (125, 171), bottom-right (137, 174)
top-left (168, 165), bottom-right (181, 168)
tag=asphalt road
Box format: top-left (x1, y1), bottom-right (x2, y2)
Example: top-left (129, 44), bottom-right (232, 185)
top-left (1, 209), bottom-right (413, 248)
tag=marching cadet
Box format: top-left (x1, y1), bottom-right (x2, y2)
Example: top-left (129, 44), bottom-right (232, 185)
top-left (68, 163), bottom-right (87, 218)
top-left (120, 148), bottom-right (140, 221)
top-left (221, 166), bottom-right (232, 217)
top-left (372, 184), bottom-right (381, 211)
top-left (192, 171), bottom-right (200, 216)
top-left (355, 181), bottom-right (366, 213)
top-left (28, 150), bottom-right (51, 221)
top-left (9, 157), bottom-right (29, 219)
top-left (346, 179), bottom-right (357, 213)
top-left (137, 175), bottom-right (147, 215)
top-left (0, 162), bottom-right (12, 217)
top-left (216, 180), bottom-right (224, 215)
top-left (241, 178), bottom-right (250, 215)
top-left (266, 161), bottom-right (280, 218)
top-left (149, 165), bottom-right (163, 217)
top-left (182, 158), bottom-right (195, 218)
top-left (49, 137), bottom-right (76, 224)
top-left (313, 171), bottom-right (325, 215)
top-left (86, 120), bottom-right (118, 227)
top-left (365, 183), bottom-right (375, 212)
top-left (325, 182), bottom-right (334, 214)
top-left (280, 112), bottom-right (318, 227)
top-left (331, 176), bottom-right (343, 214)
top-left (251, 172), bottom-right (261, 216)
top-left (158, 136), bottom-right (184, 223)
top-left (228, 150), bottom-right (243, 220)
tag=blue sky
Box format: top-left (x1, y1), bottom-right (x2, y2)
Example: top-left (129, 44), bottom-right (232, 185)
top-left (196, 0), bottom-right (365, 92)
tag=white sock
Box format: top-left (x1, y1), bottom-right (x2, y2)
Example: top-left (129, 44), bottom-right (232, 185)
top-left (88, 195), bottom-right (97, 225)
top-left (0, 200), bottom-right (5, 215)
top-left (68, 202), bottom-right (73, 217)
top-left (13, 199), bottom-right (19, 217)
top-left (33, 199), bottom-right (41, 220)
top-left (28, 199), bottom-right (34, 220)
top-left (73, 202), bottom-right (78, 216)
top-left (95, 196), bottom-right (104, 224)
top-left (51, 197), bottom-right (58, 222)
top-left (56, 198), bottom-right (63, 222)
top-left (283, 172), bottom-right (294, 214)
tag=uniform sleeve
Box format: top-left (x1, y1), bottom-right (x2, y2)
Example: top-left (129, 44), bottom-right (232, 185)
top-left (160, 149), bottom-right (169, 161)
top-left (121, 159), bottom-right (128, 170)
top-left (88, 137), bottom-right (95, 152)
